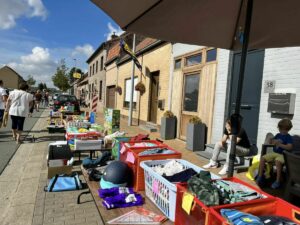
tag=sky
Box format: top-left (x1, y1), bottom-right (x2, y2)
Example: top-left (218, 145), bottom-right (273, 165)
top-left (0, 0), bottom-right (123, 88)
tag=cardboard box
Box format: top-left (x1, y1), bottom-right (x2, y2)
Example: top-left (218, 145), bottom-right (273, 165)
top-left (48, 159), bottom-right (67, 167)
top-left (48, 165), bottom-right (72, 179)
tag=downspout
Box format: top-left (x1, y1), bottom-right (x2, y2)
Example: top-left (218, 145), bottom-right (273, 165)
top-left (167, 44), bottom-right (174, 111)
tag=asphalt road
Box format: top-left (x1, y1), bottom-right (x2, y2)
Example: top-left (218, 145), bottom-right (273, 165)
top-left (0, 109), bottom-right (44, 174)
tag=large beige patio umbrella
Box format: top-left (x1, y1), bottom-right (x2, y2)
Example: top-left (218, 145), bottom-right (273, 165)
top-left (91, 0), bottom-right (300, 177)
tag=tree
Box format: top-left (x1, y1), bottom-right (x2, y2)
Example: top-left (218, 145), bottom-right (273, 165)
top-left (68, 67), bottom-right (83, 84)
top-left (27, 75), bottom-right (36, 87)
top-left (37, 82), bottom-right (48, 91)
top-left (52, 59), bottom-right (71, 92)
top-left (38, 82), bottom-right (44, 91)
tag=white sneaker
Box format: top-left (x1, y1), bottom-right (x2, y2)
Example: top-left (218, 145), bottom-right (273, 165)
top-left (203, 160), bottom-right (218, 169)
top-left (218, 165), bottom-right (228, 175)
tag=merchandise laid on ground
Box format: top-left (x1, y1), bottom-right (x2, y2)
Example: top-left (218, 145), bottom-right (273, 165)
top-left (45, 110), bottom-right (300, 225)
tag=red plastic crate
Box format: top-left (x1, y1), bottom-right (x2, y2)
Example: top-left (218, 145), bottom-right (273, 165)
top-left (120, 141), bottom-right (181, 191)
top-left (119, 140), bottom-right (167, 162)
top-left (175, 177), bottom-right (274, 225)
top-left (209, 197), bottom-right (300, 225)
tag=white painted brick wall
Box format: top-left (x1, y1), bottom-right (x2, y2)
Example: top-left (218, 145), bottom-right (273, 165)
top-left (257, 47), bottom-right (300, 150)
top-left (211, 49), bottom-right (231, 144)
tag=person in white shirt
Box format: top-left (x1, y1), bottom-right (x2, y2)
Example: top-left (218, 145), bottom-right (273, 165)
top-left (5, 83), bottom-right (33, 144)
top-left (0, 80), bottom-right (8, 128)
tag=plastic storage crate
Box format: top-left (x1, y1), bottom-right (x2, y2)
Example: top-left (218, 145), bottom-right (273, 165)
top-left (111, 136), bottom-right (131, 160)
top-left (175, 177), bottom-right (274, 225)
top-left (121, 143), bottom-right (181, 192)
top-left (140, 159), bottom-right (220, 222)
top-left (119, 140), bottom-right (166, 161)
top-left (209, 197), bottom-right (300, 225)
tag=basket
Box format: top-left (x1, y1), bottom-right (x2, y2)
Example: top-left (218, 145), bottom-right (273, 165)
top-left (119, 140), bottom-right (167, 162)
top-left (111, 136), bottom-right (132, 160)
top-left (175, 177), bottom-right (274, 225)
top-left (140, 159), bottom-right (220, 222)
top-left (121, 143), bottom-right (181, 192)
top-left (209, 197), bottom-right (300, 225)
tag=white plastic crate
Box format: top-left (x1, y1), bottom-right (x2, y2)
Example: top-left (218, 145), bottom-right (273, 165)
top-left (74, 139), bottom-right (102, 150)
top-left (140, 159), bottom-right (220, 222)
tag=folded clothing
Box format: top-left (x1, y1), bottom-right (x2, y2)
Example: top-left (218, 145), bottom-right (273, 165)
top-left (163, 168), bottom-right (197, 183)
top-left (102, 193), bottom-right (143, 209)
top-left (138, 148), bottom-right (175, 156)
top-left (98, 187), bottom-right (143, 209)
top-left (152, 160), bottom-right (185, 176)
top-left (98, 187), bottom-right (134, 198)
top-left (221, 209), bottom-right (263, 225)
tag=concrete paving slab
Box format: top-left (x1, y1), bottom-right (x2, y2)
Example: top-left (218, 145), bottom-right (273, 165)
top-left (0, 109), bottom-right (43, 174)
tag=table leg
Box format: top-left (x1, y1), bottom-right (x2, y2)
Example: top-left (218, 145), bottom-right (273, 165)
top-left (77, 190), bottom-right (91, 204)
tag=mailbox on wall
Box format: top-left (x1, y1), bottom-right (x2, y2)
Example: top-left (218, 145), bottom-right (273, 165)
top-left (267, 93), bottom-right (296, 115)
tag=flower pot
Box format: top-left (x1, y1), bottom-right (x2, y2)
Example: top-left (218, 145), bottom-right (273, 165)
top-left (160, 117), bottom-right (176, 140)
top-left (186, 123), bottom-right (206, 151)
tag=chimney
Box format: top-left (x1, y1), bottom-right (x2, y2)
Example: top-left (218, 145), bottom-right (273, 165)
top-left (110, 32), bottom-right (118, 40)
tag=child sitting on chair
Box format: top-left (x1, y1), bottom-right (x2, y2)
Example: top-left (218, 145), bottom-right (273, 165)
top-left (256, 118), bottom-right (293, 189)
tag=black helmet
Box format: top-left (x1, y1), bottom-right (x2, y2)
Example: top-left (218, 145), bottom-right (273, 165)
top-left (100, 161), bottom-right (133, 189)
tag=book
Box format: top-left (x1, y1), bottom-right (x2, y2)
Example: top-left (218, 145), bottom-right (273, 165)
top-left (107, 207), bottom-right (167, 224)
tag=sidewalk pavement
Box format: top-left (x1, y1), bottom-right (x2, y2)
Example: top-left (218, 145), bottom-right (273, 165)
top-left (0, 109), bottom-right (43, 174)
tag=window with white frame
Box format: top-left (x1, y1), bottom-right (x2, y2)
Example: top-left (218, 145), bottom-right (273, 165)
top-left (123, 77), bottom-right (138, 108)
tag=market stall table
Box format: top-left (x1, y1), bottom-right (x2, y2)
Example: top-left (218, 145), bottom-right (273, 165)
top-left (78, 166), bottom-right (173, 224)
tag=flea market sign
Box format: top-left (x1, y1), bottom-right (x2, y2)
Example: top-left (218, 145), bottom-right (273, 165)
top-left (73, 72), bottom-right (81, 79)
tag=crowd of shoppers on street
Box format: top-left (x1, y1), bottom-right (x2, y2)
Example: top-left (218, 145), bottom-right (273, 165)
top-left (0, 80), bottom-right (50, 144)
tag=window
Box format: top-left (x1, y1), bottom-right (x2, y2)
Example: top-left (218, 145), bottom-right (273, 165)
top-left (206, 49), bottom-right (217, 62)
top-left (92, 64), bottom-right (95, 75)
top-left (89, 66), bottom-right (92, 76)
top-left (183, 74), bottom-right (200, 112)
top-left (100, 56), bottom-right (104, 71)
top-left (96, 61), bottom-right (98, 73)
top-left (89, 84), bottom-right (91, 99)
top-left (123, 77), bottom-right (138, 109)
top-left (174, 59), bottom-right (181, 70)
top-left (185, 53), bottom-right (202, 66)
top-left (99, 80), bottom-right (103, 100)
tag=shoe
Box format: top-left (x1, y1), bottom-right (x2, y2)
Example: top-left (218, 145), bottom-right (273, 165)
top-left (218, 165), bottom-right (228, 175)
top-left (271, 181), bottom-right (280, 189)
top-left (203, 160), bottom-right (218, 169)
top-left (255, 176), bottom-right (265, 186)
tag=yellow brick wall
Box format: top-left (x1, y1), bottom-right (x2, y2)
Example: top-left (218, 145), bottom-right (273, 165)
top-left (116, 43), bottom-right (172, 124)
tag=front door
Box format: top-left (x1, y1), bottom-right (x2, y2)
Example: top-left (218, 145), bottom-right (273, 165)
top-left (106, 85), bottom-right (116, 109)
top-left (180, 73), bottom-right (201, 140)
top-left (149, 71), bottom-right (159, 123)
top-left (229, 49), bottom-right (265, 144)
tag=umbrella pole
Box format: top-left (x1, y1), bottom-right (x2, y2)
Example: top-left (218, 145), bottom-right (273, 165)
top-left (227, 0), bottom-right (253, 177)
top-left (128, 34), bottom-right (136, 126)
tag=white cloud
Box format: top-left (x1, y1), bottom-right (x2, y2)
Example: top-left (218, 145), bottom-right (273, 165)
top-left (7, 47), bottom-right (57, 87)
top-left (72, 44), bottom-right (94, 58)
top-left (28, 0), bottom-right (47, 20)
top-left (105, 22), bottom-right (123, 40)
top-left (0, 0), bottom-right (47, 30)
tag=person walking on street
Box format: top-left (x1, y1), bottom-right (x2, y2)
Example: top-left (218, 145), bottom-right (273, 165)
top-left (5, 83), bottom-right (33, 144)
top-left (44, 91), bottom-right (49, 107)
top-left (35, 90), bottom-right (42, 112)
top-left (28, 91), bottom-right (35, 117)
top-left (0, 80), bottom-right (8, 128)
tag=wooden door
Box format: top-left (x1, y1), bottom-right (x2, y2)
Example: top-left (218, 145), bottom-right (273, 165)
top-left (106, 85), bottom-right (115, 109)
top-left (179, 73), bottom-right (200, 140)
top-left (149, 72), bottom-right (160, 123)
